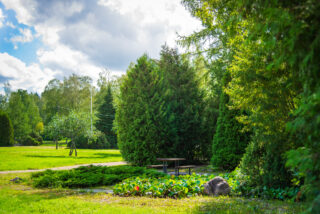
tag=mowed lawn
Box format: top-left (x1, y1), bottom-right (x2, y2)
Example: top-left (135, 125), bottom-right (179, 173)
top-left (0, 145), bottom-right (123, 171)
top-left (0, 173), bottom-right (306, 214)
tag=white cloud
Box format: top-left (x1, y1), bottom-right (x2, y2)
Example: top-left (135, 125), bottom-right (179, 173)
top-left (10, 28), bottom-right (34, 43)
top-left (1, 0), bottom-right (202, 93)
top-left (0, 8), bottom-right (5, 28)
top-left (6, 21), bottom-right (16, 28)
top-left (0, 53), bottom-right (54, 93)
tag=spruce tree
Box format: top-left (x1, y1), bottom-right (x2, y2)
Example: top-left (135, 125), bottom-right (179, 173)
top-left (211, 72), bottom-right (249, 170)
top-left (0, 111), bottom-right (14, 146)
top-left (95, 85), bottom-right (117, 148)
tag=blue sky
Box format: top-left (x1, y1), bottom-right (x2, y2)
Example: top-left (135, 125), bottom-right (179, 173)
top-left (0, 0), bottom-right (201, 93)
top-left (0, 2), bottom-right (42, 65)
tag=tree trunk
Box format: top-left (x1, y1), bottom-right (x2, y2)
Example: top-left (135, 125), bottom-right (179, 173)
top-left (74, 141), bottom-right (77, 157)
top-left (69, 139), bottom-right (73, 156)
top-left (55, 140), bottom-right (58, 150)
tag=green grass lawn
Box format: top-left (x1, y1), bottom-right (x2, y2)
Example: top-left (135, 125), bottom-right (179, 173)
top-left (0, 145), bottom-right (123, 171)
top-left (0, 173), bottom-right (306, 214)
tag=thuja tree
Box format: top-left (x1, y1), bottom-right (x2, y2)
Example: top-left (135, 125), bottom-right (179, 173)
top-left (115, 55), bottom-right (161, 165)
top-left (116, 49), bottom-right (207, 165)
top-left (95, 85), bottom-right (117, 148)
top-left (211, 72), bottom-right (250, 170)
top-left (158, 46), bottom-right (205, 162)
top-left (0, 111), bottom-right (14, 146)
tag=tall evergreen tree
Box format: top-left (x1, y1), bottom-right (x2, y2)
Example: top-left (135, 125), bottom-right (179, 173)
top-left (0, 111), bottom-right (14, 146)
top-left (211, 72), bottom-right (249, 170)
top-left (116, 55), bottom-right (161, 165)
top-left (158, 46), bottom-right (205, 162)
top-left (95, 85), bottom-right (117, 148)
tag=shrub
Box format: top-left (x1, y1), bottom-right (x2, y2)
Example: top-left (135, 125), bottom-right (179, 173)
top-left (31, 165), bottom-right (165, 188)
top-left (20, 136), bottom-right (40, 146)
top-left (30, 131), bottom-right (43, 145)
top-left (74, 132), bottom-right (110, 149)
top-left (0, 111), bottom-right (14, 146)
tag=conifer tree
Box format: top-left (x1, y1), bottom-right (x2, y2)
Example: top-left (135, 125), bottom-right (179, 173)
top-left (158, 46), bottom-right (205, 162)
top-left (211, 72), bottom-right (249, 170)
top-left (95, 85), bottom-right (117, 148)
top-left (0, 111), bottom-right (14, 146)
top-left (116, 55), bottom-right (160, 165)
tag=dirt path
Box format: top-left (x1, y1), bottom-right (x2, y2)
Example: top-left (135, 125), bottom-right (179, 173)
top-left (0, 161), bottom-right (127, 174)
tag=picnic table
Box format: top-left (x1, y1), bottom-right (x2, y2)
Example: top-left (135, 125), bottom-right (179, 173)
top-left (156, 158), bottom-right (185, 174)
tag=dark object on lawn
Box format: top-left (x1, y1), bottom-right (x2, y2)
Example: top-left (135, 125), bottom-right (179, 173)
top-left (10, 177), bottom-right (22, 183)
top-left (203, 176), bottom-right (230, 196)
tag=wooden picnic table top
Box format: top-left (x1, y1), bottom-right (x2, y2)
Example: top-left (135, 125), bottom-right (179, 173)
top-left (156, 158), bottom-right (186, 161)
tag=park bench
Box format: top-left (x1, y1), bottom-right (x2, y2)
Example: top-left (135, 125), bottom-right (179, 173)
top-left (147, 164), bottom-right (163, 169)
top-left (175, 165), bottom-right (196, 175)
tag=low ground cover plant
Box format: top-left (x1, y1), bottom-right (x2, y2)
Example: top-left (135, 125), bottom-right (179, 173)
top-left (31, 165), bottom-right (164, 188)
top-left (114, 172), bottom-right (300, 201)
top-left (114, 174), bottom-right (217, 198)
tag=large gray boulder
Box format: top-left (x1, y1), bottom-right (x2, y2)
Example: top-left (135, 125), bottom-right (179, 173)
top-left (203, 176), bottom-right (231, 196)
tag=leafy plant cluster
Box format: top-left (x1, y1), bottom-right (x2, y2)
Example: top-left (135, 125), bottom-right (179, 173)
top-left (30, 165), bottom-right (164, 188)
top-left (113, 174), bottom-right (215, 198)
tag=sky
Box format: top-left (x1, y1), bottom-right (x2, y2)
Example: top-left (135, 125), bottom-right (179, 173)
top-left (0, 0), bottom-right (202, 94)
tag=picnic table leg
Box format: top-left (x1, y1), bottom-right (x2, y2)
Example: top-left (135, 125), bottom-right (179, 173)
top-left (175, 160), bottom-right (180, 176)
top-left (163, 161), bottom-right (167, 174)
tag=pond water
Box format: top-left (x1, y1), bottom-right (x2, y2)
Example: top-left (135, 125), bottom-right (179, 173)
top-left (74, 188), bottom-right (113, 194)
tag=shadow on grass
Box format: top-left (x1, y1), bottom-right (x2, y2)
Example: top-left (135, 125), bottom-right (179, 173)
top-left (25, 153), bottom-right (121, 159)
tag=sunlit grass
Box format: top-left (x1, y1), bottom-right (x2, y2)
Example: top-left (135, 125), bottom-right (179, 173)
top-left (0, 145), bottom-right (123, 171)
top-left (0, 173), bottom-right (306, 214)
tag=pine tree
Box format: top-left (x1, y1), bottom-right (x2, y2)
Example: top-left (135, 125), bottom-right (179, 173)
top-left (0, 111), bottom-right (14, 146)
top-left (95, 85), bottom-right (117, 148)
top-left (211, 72), bottom-right (250, 170)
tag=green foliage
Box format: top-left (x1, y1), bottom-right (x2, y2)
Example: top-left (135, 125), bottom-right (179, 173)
top-left (116, 47), bottom-right (207, 166)
top-left (211, 72), bottom-right (250, 170)
top-left (158, 46), bottom-right (206, 162)
top-left (29, 131), bottom-right (43, 145)
top-left (31, 165), bottom-right (164, 188)
top-left (74, 131), bottom-right (110, 149)
top-left (95, 85), bottom-right (117, 148)
top-left (116, 54), bottom-right (160, 165)
top-left (0, 111), bottom-right (14, 146)
top-left (6, 90), bottom-right (42, 140)
top-left (114, 174), bottom-right (211, 198)
top-left (181, 0), bottom-right (319, 195)
top-left (20, 136), bottom-right (40, 146)
top-left (41, 74), bottom-right (93, 124)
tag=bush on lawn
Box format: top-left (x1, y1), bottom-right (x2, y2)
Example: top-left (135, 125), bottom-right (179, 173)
top-left (0, 111), bottom-right (14, 146)
top-left (31, 165), bottom-right (165, 188)
top-left (30, 131), bottom-right (43, 144)
top-left (74, 132), bottom-right (110, 149)
top-left (20, 136), bottom-right (41, 146)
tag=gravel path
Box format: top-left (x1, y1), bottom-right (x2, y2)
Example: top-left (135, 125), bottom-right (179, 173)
top-left (0, 161), bottom-right (127, 174)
